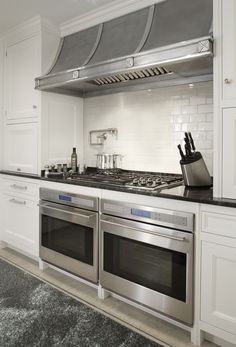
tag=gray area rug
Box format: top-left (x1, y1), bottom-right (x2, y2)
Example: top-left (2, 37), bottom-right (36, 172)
top-left (0, 258), bottom-right (163, 347)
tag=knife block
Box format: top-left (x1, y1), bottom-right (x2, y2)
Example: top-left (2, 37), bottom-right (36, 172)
top-left (180, 152), bottom-right (212, 188)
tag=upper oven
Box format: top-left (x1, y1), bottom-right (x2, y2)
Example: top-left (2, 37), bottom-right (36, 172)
top-left (39, 188), bottom-right (99, 283)
top-left (100, 200), bottom-right (194, 325)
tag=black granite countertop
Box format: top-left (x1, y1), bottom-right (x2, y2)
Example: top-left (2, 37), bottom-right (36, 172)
top-left (1, 170), bottom-right (236, 208)
top-left (0, 170), bottom-right (40, 180)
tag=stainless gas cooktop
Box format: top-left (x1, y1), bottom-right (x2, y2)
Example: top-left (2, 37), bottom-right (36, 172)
top-left (67, 170), bottom-right (183, 191)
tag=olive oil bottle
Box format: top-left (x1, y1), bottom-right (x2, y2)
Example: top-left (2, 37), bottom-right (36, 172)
top-left (71, 147), bottom-right (78, 172)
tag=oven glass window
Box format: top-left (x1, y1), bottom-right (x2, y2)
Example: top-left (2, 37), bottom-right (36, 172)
top-left (42, 215), bottom-right (93, 265)
top-left (104, 233), bottom-right (186, 302)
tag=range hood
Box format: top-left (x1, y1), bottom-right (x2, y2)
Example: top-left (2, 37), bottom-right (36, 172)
top-left (35, 0), bottom-right (213, 97)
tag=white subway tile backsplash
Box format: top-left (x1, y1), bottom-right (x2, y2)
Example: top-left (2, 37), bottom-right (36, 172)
top-left (189, 114), bottom-right (206, 123)
top-left (198, 122), bottom-right (213, 131)
top-left (174, 115), bottom-right (190, 123)
top-left (84, 81), bottom-right (213, 175)
top-left (206, 97), bottom-right (213, 104)
top-left (181, 105), bottom-right (198, 114)
top-left (206, 113), bottom-right (213, 122)
top-left (190, 96), bottom-right (206, 105)
top-left (181, 123), bottom-right (198, 132)
top-left (198, 104), bottom-right (213, 113)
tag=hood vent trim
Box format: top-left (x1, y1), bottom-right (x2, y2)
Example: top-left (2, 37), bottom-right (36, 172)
top-left (93, 66), bottom-right (172, 86)
top-left (35, 0), bottom-right (213, 97)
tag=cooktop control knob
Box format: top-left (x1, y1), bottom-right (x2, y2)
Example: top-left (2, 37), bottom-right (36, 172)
top-left (132, 178), bottom-right (139, 185)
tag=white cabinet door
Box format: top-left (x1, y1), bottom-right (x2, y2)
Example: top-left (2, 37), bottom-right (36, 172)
top-left (201, 240), bottom-right (236, 335)
top-left (222, 108), bottom-right (236, 198)
top-left (222, 0), bottom-right (236, 102)
top-left (4, 122), bottom-right (38, 174)
top-left (2, 194), bottom-right (39, 257)
top-left (41, 93), bottom-right (83, 167)
top-left (5, 35), bottom-right (40, 120)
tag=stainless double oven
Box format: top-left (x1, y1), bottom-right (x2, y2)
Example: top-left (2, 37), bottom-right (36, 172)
top-left (39, 188), bottom-right (194, 325)
top-left (39, 188), bottom-right (99, 283)
top-left (100, 200), bottom-right (194, 325)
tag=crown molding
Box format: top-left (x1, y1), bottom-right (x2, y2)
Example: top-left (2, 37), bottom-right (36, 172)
top-left (0, 16), bottom-right (42, 41)
top-left (60, 0), bottom-right (163, 37)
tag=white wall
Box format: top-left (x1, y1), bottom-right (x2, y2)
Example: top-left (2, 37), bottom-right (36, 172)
top-left (84, 81), bottom-right (213, 174)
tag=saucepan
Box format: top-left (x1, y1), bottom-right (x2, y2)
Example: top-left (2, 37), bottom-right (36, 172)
top-left (96, 153), bottom-right (123, 170)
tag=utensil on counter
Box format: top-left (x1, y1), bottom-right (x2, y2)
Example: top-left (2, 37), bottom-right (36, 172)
top-left (177, 132), bottom-right (212, 188)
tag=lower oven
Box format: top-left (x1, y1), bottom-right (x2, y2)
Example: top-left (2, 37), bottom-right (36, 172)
top-left (39, 188), bottom-right (99, 283)
top-left (100, 200), bottom-right (194, 324)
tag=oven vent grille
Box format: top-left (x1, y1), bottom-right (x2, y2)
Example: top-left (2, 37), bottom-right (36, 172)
top-left (93, 66), bottom-right (172, 86)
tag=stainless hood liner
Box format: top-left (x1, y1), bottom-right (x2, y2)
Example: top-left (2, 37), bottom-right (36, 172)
top-left (36, 0), bottom-right (213, 97)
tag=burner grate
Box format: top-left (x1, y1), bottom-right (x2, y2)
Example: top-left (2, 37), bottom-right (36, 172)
top-left (67, 170), bottom-right (183, 191)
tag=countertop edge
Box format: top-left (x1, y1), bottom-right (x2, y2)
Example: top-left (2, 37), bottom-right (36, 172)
top-left (1, 171), bottom-right (236, 208)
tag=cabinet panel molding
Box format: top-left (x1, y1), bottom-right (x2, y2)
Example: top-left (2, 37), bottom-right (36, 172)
top-left (2, 193), bottom-right (39, 257)
top-left (222, 108), bottom-right (236, 198)
top-left (5, 35), bottom-right (40, 120)
top-left (4, 122), bottom-right (38, 174)
top-left (202, 211), bottom-right (236, 238)
top-left (201, 240), bottom-right (236, 336)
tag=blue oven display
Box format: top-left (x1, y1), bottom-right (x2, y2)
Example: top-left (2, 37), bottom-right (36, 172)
top-left (131, 208), bottom-right (151, 219)
top-left (59, 194), bottom-right (72, 202)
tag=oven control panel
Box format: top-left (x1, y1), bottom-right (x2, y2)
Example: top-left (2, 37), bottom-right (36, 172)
top-left (40, 188), bottom-right (99, 211)
top-left (102, 200), bottom-right (194, 232)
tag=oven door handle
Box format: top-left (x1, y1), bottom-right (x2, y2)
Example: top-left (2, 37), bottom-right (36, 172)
top-left (38, 203), bottom-right (95, 221)
top-left (101, 219), bottom-right (186, 242)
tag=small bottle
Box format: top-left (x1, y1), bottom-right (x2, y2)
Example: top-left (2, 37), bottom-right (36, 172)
top-left (44, 165), bottom-right (50, 178)
top-left (71, 147), bottom-right (78, 172)
top-left (57, 164), bottom-right (62, 173)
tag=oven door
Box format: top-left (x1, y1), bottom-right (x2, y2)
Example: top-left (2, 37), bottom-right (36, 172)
top-left (100, 214), bottom-right (193, 324)
top-left (39, 201), bottom-right (98, 283)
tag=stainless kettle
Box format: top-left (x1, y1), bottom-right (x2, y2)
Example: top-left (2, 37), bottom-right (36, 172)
top-left (96, 153), bottom-right (122, 170)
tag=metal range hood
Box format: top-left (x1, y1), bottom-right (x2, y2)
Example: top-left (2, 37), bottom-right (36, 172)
top-left (35, 0), bottom-right (213, 98)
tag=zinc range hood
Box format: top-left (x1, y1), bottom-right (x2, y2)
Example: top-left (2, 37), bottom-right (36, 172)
top-left (35, 0), bottom-right (213, 98)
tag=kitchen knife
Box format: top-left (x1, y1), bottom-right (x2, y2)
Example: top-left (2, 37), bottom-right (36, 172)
top-left (185, 143), bottom-right (191, 158)
top-left (188, 132), bottom-right (196, 152)
top-left (177, 144), bottom-right (185, 160)
top-left (184, 137), bottom-right (192, 156)
top-left (184, 132), bottom-right (192, 152)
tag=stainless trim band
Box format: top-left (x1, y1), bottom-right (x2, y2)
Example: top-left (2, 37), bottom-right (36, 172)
top-left (134, 5), bottom-right (155, 53)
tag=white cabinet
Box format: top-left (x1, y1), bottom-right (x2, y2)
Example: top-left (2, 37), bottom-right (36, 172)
top-left (2, 194), bottom-right (39, 257)
top-left (3, 33), bottom-right (41, 174)
top-left (201, 240), bottom-right (236, 337)
top-left (222, 108), bottom-right (236, 198)
top-left (1, 176), bottom-right (39, 258)
top-left (4, 122), bottom-right (38, 174)
top-left (41, 92), bottom-right (84, 168)
top-left (213, 0), bottom-right (236, 197)
top-left (200, 206), bottom-right (236, 345)
top-left (5, 35), bottom-right (40, 121)
top-left (222, 0), bottom-right (236, 103)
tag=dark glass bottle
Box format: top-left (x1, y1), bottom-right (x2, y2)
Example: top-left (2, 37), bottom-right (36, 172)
top-left (71, 147), bottom-right (78, 172)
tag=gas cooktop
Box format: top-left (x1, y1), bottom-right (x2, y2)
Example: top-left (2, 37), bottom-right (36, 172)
top-left (66, 170), bottom-right (183, 191)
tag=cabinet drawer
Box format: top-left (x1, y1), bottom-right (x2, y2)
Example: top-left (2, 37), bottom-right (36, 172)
top-left (2, 194), bottom-right (39, 257)
top-left (202, 211), bottom-right (236, 238)
top-left (2, 177), bottom-right (39, 198)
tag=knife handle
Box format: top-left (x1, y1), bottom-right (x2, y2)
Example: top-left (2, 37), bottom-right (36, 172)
top-left (185, 143), bottom-right (191, 157)
top-left (188, 132), bottom-right (196, 151)
top-left (177, 144), bottom-right (185, 160)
